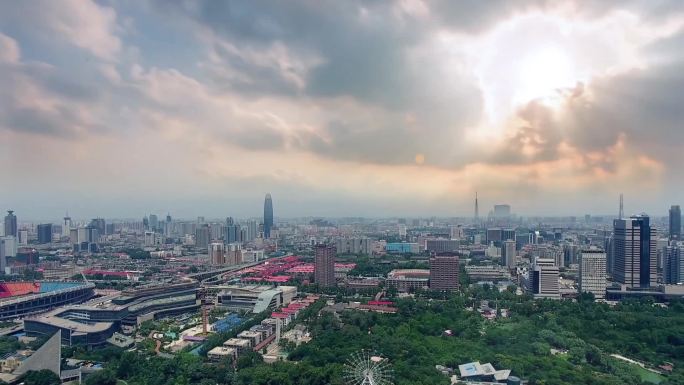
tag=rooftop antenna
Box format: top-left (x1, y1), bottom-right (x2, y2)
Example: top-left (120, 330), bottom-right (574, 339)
top-left (619, 193), bottom-right (624, 219)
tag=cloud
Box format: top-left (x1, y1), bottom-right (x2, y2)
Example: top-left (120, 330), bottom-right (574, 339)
top-left (0, 0), bottom-right (121, 61)
top-left (2, 1), bottom-right (684, 217)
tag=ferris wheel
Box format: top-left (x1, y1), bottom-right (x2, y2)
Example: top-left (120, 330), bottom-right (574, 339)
top-left (342, 350), bottom-right (394, 385)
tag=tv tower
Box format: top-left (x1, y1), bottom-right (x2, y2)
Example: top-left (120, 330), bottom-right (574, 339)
top-left (619, 193), bottom-right (624, 219)
top-left (474, 192), bottom-right (479, 223)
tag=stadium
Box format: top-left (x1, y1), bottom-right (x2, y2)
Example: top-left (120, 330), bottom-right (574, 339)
top-left (0, 281), bottom-right (95, 321)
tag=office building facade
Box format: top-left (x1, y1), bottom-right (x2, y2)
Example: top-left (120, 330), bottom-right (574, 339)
top-left (530, 258), bottom-right (560, 299)
top-left (578, 248), bottom-right (607, 299)
top-left (613, 215), bottom-right (657, 288)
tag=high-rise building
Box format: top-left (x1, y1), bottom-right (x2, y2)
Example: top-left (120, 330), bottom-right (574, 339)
top-left (37, 224), bottom-right (53, 244)
top-left (486, 228), bottom-right (503, 246)
top-left (143, 216), bottom-right (149, 230)
top-left (314, 244), bottom-right (336, 287)
top-left (209, 242), bottom-right (226, 265)
top-left (474, 192), bottom-right (479, 223)
top-left (429, 254), bottom-right (460, 291)
top-left (195, 225), bottom-right (210, 250)
top-left (530, 258), bottom-right (559, 299)
top-left (4, 211), bottom-right (17, 237)
top-left (263, 193), bottom-right (273, 239)
top-left (144, 231), bottom-right (157, 246)
top-left (246, 220), bottom-right (258, 242)
top-left (225, 217), bottom-right (241, 244)
top-left (502, 239), bottom-right (516, 268)
top-left (62, 212), bottom-right (72, 238)
top-left (149, 215), bottom-right (159, 231)
top-left (89, 218), bottom-right (106, 237)
top-left (669, 205), bottom-right (681, 241)
top-left (226, 243), bottom-right (242, 265)
top-left (613, 215), bottom-right (657, 288)
top-left (664, 245), bottom-right (683, 284)
top-left (578, 248), bottom-right (607, 299)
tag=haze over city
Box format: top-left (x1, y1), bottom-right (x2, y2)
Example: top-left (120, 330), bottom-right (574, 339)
top-left (2, 1), bottom-right (684, 219)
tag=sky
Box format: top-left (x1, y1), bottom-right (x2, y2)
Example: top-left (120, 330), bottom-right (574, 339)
top-left (1, 0), bottom-right (684, 220)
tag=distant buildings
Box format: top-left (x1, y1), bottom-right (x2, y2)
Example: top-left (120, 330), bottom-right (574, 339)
top-left (578, 248), bottom-right (607, 299)
top-left (195, 225), bottom-right (210, 250)
top-left (386, 269), bottom-right (429, 292)
top-left (263, 193), bottom-right (274, 239)
top-left (613, 215), bottom-right (657, 288)
top-left (385, 242), bottom-right (419, 254)
top-left (425, 239), bottom-right (459, 253)
top-left (225, 217), bottom-right (240, 244)
top-left (529, 258), bottom-right (559, 299)
top-left (670, 205), bottom-right (681, 241)
top-left (3, 211), bottom-right (17, 237)
top-left (335, 238), bottom-right (371, 255)
top-left (429, 254), bottom-right (459, 291)
top-left (37, 224), bottom-right (53, 244)
top-left (314, 244), bottom-right (336, 287)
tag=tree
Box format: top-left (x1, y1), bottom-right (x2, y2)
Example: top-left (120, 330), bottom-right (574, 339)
top-left (85, 369), bottom-right (117, 385)
top-left (22, 370), bottom-right (60, 385)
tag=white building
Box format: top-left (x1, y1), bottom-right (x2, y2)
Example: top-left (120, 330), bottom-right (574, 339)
top-left (578, 248), bottom-right (607, 299)
top-left (529, 258), bottom-right (560, 299)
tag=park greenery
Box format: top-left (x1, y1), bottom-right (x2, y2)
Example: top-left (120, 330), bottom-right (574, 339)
top-left (50, 286), bottom-right (683, 385)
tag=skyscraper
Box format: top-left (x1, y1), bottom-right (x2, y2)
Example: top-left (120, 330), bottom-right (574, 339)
top-left (37, 224), bottom-right (53, 244)
top-left (263, 193), bottom-right (274, 239)
top-left (474, 192), bottom-right (479, 223)
top-left (578, 248), bottom-right (607, 299)
top-left (429, 254), bottom-right (460, 291)
top-left (225, 217), bottom-right (241, 243)
top-left (4, 211), bottom-right (17, 237)
top-left (62, 212), bottom-right (72, 238)
top-left (502, 239), bottom-right (516, 268)
top-left (669, 205), bottom-right (681, 241)
top-left (314, 244), bottom-right (336, 287)
top-left (613, 215), bottom-right (657, 288)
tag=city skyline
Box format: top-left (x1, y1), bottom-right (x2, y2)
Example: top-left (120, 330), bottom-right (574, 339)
top-left (2, 2), bottom-right (684, 218)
